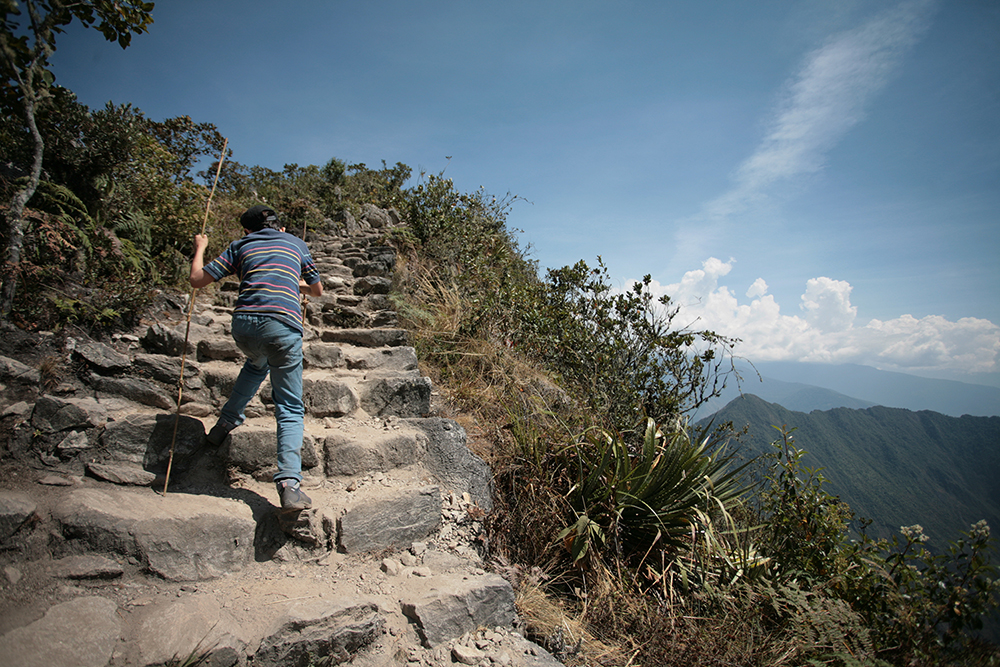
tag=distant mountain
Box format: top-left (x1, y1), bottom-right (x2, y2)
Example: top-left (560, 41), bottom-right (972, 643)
top-left (702, 395), bottom-right (1000, 544)
top-left (696, 362), bottom-right (1000, 419)
top-left (696, 371), bottom-right (876, 418)
top-left (752, 361), bottom-right (1000, 417)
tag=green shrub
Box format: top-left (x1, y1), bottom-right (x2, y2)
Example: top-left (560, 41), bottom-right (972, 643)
top-left (755, 426), bottom-right (1000, 665)
top-left (559, 418), bottom-right (747, 568)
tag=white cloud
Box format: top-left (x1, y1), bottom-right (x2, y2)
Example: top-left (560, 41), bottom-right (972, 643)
top-left (647, 258), bottom-right (999, 375)
top-left (746, 278), bottom-right (768, 299)
top-left (800, 277), bottom-right (857, 333)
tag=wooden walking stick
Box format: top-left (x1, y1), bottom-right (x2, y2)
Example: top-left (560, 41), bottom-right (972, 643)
top-left (162, 138), bottom-right (228, 496)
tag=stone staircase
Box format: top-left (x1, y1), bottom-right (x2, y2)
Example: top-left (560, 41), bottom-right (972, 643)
top-left (0, 218), bottom-right (564, 666)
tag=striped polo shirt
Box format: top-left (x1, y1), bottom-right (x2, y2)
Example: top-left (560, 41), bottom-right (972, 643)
top-left (203, 228), bottom-right (321, 334)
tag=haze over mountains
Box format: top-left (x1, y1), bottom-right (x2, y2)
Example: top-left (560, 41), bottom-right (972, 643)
top-left (696, 361), bottom-right (1000, 419)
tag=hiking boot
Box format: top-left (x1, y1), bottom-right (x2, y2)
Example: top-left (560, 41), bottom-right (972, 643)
top-left (206, 420), bottom-right (237, 446)
top-left (276, 478), bottom-right (312, 511)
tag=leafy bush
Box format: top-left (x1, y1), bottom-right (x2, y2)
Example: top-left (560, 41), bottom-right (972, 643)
top-left (755, 427), bottom-right (1000, 665)
top-left (533, 260), bottom-right (736, 435)
top-left (559, 418), bottom-right (747, 566)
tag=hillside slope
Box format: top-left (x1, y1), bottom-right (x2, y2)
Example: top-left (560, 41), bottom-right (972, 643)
top-left (706, 395), bottom-right (1000, 543)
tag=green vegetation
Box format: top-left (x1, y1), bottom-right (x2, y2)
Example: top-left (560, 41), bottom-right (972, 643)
top-left (706, 394), bottom-right (1000, 543)
top-left (1, 7), bottom-right (997, 662)
top-left (1, 0), bottom-right (155, 318)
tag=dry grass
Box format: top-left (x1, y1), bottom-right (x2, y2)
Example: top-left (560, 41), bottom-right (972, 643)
top-left (391, 248), bottom-right (797, 667)
top-left (516, 580), bottom-right (634, 666)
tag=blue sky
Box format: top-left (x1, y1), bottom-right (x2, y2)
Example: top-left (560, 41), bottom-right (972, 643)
top-left (51, 0), bottom-right (999, 383)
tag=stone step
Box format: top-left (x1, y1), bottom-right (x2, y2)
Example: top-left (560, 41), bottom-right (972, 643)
top-left (0, 221), bottom-right (574, 667)
top-left (52, 487), bottom-right (256, 582)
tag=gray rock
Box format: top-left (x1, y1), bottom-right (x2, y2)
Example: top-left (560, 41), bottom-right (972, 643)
top-left (56, 430), bottom-right (90, 456)
top-left (359, 376), bottom-right (431, 418)
top-left (337, 209), bottom-right (360, 236)
top-left (36, 474), bottom-right (73, 486)
top-left (353, 276), bottom-right (392, 296)
top-left (128, 594), bottom-right (244, 667)
top-left (275, 506), bottom-right (330, 546)
top-left (453, 644), bottom-right (487, 665)
top-left (31, 395), bottom-right (100, 433)
top-left (197, 338), bottom-right (242, 361)
top-left (0, 491), bottom-right (36, 540)
top-left (142, 322), bottom-right (210, 356)
top-left (409, 418), bottom-right (493, 512)
top-left (339, 486), bottom-right (441, 553)
top-left (360, 203), bottom-right (391, 229)
top-left (4, 565), bottom-right (21, 585)
top-left (304, 342), bottom-right (344, 368)
top-left (352, 259), bottom-right (392, 278)
top-left (303, 377), bottom-right (358, 418)
top-left (86, 462), bottom-right (158, 486)
top-left (133, 352), bottom-right (201, 383)
top-left (99, 413), bottom-right (205, 470)
top-left (254, 599), bottom-right (383, 667)
top-left (52, 487), bottom-right (255, 581)
top-left (322, 305), bottom-right (369, 328)
top-left (422, 550), bottom-right (469, 573)
top-left (201, 364), bottom-right (240, 399)
top-left (321, 328), bottom-right (409, 348)
top-left (0, 354), bottom-right (40, 384)
top-left (365, 293), bottom-right (393, 310)
top-left (225, 427), bottom-right (320, 475)
top-left (335, 294), bottom-right (364, 307)
top-left (74, 341), bottom-right (130, 374)
top-left (90, 374), bottom-right (175, 410)
top-left (0, 596), bottom-right (120, 667)
top-left (324, 430), bottom-right (424, 476)
top-left (369, 310), bottom-right (399, 327)
top-left (1, 401), bottom-right (32, 419)
top-left (343, 345), bottom-right (418, 372)
top-left (178, 401), bottom-right (215, 417)
top-left (400, 574), bottom-right (516, 648)
top-left (49, 554), bottom-right (123, 580)
top-left (367, 245), bottom-right (397, 266)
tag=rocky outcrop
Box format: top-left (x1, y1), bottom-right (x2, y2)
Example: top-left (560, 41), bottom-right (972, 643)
top-left (0, 217), bottom-right (563, 666)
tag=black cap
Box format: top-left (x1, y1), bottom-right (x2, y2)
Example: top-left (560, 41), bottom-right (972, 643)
top-left (240, 204), bottom-right (279, 231)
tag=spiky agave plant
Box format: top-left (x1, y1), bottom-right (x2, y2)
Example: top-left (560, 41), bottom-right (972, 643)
top-left (559, 418), bottom-right (749, 569)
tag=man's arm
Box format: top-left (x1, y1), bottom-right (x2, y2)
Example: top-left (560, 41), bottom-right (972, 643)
top-left (189, 234), bottom-right (216, 288)
top-left (299, 278), bottom-right (323, 297)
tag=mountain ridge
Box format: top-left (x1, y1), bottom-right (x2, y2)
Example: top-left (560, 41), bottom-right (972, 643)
top-left (697, 361), bottom-right (1000, 419)
top-left (702, 394), bottom-right (1000, 544)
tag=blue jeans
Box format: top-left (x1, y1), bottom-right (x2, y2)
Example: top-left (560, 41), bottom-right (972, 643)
top-left (220, 313), bottom-right (304, 483)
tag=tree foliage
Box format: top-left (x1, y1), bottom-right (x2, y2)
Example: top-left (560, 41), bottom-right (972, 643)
top-left (0, 0), bottom-right (154, 319)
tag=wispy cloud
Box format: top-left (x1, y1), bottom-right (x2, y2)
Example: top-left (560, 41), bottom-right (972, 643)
top-left (697, 0), bottom-right (936, 224)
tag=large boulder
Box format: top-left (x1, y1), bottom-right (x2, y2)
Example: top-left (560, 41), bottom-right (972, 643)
top-left (53, 487), bottom-right (255, 581)
top-left (339, 486), bottom-right (441, 553)
top-left (31, 396), bottom-right (107, 433)
top-left (127, 594), bottom-right (246, 667)
top-left (224, 426), bottom-right (321, 477)
top-left (0, 491), bottom-right (36, 541)
top-left (254, 599), bottom-right (383, 667)
top-left (98, 412), bottom-right (205, 471)
top-left (0, 596), bottom-right (121, 667)
top-left (408, 418), bottom-right (493, 511)
top-left (359, 376), bottom-right (431, 417)
top-left (400, 574), bottom-right (516, 648)
top-left (323, 428), bottom-right (424, 476)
